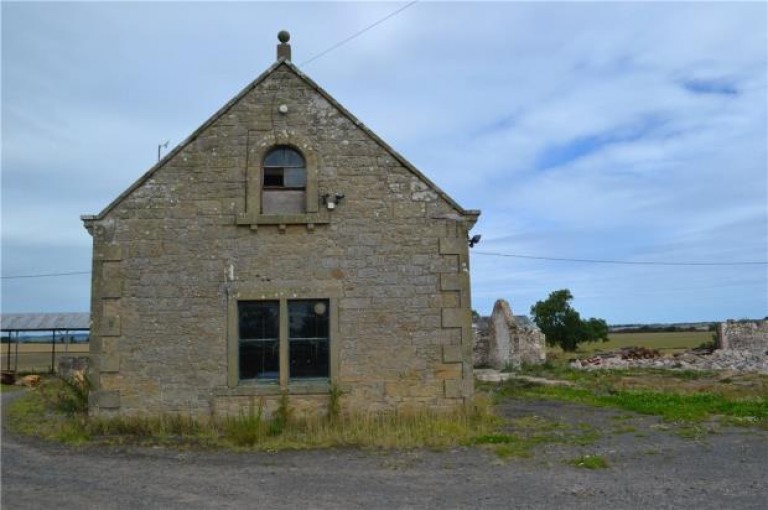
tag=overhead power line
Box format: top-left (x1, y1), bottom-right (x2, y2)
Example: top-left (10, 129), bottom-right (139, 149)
top-left (473, 251), bottom-right (768, 267)
top-left (1, 271), bottom-right (91, 280)
top-left (299, 1), bottom-right (420, 67)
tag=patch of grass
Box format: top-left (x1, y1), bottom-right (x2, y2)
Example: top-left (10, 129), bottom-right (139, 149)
top-left (327, 384), bottom-right (342, 423)
top-left (567, 454), bottom-right (609, 469)
top-left (674, 422), bottom-right (719, 440)
top-left (5, 382), bottom-right (501, 450)
top-left (42, 373), bottom-right (91, 416)
top-left (473, 415), bottom-right (599, 459)
top-left (611, 424), bottom-right (637, 434)
top-left (499, 367), bottom-right (768, 428)
top-left (221, 403), bottom-right (267, 447)
top-left (0, 383), bottom-right (24, 393)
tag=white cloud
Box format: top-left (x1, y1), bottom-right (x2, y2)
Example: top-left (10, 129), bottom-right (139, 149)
top-left (2, 1), bottom-right (765, 320)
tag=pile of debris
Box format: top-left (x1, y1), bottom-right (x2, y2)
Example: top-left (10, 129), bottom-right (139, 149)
top-left (617, 346), bottom-right (661, 359)
top-left (570, 347), bottom-right (768, 374)
top-left (575, 346), bottom-right (661, 369)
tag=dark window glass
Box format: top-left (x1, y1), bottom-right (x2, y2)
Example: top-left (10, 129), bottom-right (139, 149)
top-left (264, 147), bottom-right (305, 167)
top-left (238, 301), bottom-right (279, 381)
top-left (263, 147), bottom-right (306, 189)
top-left (263, 167), bottom-right (284, 187)
top-left (288, 300), bottom-right (330, 379)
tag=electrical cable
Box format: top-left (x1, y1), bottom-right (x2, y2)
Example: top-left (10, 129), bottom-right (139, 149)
top-left (1, 271), bottom-right (91, 280)
top-left (473, 251), bottom-right (768, 266)
top-left (299, 1), bottom-right (420, 68)
top-left (4, 249), bottom-right (765, 281)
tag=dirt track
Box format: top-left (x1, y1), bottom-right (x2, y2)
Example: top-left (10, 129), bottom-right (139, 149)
top-left (2, 391), bottom-right (767, 509)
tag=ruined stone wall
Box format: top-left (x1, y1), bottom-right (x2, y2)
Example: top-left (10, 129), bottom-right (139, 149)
top-left (717, 320), bottom-right (768, 355)
top-left (473, 318), bottom-right (491, 368)
top-left (512, 320), bottom-right (547, 367)
top-left (86, 64), bottom-right (476, 417)
top-left (472, 300), bottom-right (546, 369)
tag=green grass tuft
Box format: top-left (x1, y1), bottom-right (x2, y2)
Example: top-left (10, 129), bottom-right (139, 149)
top-left (567, 454), bottom-right (609, 469)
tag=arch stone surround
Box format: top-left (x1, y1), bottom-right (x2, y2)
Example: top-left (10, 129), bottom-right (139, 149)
top-left (237, 130), bottom-right (324, 229)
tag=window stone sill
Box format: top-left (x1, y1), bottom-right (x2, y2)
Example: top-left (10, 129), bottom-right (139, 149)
top-left (214, 379), bottom-right (330, 397)
top-left (236, 211), bottom-right (330, 229)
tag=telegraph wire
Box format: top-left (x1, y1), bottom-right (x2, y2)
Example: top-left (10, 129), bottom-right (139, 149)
top-left (299, 1), bottom-right (420, 68)
top-left (473, 251), bottom-right (768, 266)
top-left (4, 250), bottom-right (766, 281)
top-left (1, 271), bottom-right (91, 280)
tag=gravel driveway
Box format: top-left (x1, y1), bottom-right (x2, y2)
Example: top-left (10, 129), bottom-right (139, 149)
top-left (2, 391), bottom-right (767, 509)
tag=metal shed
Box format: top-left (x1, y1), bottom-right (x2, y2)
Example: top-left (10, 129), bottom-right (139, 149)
top-left (1, 312), bottom-right (90, 376)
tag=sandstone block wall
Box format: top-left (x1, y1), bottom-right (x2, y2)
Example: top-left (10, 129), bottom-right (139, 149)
top-left (83, 62), bottom-right (478, 417)
top-left (717, 320), bottom-right (768, 355)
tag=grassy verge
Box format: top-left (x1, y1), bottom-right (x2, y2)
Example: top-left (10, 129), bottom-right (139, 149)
top-left (4, 377), bottom-right (501, 450)
top-left (496, 363), bottom-right (768, 429)
top-left (1, 383), bottom-right (24, 393)
top-left (472, 415), bottom-right (599, 459)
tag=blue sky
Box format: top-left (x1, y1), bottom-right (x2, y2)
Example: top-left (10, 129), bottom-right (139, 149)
top-left (2, 1), bottom-right (766, 324)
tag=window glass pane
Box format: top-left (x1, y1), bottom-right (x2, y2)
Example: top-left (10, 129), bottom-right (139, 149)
top-left (263, 147), bottom-right (305, 167)
top-left (263, 148), bottom-right (286, 167)
top-left (240, 340), bottom-right (279, 380)
top-left (283, 167), bottom-right (306, 188)
top-left (289, 340), bottom-right (329, 379)
top-left (239, 301), bottom-right (279, 381)
top-left (288, 300), bottom-right (329, 379)
top-left (284, 149), bottom-right (305, 167)
top-left (263, 168), bottom-right (284, 187)
top-left (289, 300), bottom-right (329, 339)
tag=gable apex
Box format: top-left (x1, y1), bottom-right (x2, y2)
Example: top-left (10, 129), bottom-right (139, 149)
top-left (83, 58), bottom-right (479, 227)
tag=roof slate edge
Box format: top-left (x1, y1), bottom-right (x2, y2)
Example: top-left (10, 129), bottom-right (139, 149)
top-left (83, 59), bottom-right (479, 226)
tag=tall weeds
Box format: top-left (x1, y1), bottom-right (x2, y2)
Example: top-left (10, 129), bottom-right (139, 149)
top-left (8, 377), bottom-right (500, 449)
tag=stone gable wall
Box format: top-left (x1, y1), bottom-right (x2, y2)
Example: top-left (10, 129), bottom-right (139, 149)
top-left (86, 65), bottom-right (477, 417)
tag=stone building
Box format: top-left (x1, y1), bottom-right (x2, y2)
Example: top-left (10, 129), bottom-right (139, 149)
top-left (81, 33), bottom-right (480, 417)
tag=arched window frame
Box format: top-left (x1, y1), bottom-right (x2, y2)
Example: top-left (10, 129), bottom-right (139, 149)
top-left (237, 132), bottom-right (324, 228)
top-left (262, 146), bottom-right (306, 191)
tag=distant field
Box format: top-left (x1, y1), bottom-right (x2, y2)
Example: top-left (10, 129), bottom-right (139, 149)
top-left (550, 331), bottom-right (713, 357)
top-left (0, 343), bottom-right (89, 373)
top-left (0, 332), bottom-right (714, 372)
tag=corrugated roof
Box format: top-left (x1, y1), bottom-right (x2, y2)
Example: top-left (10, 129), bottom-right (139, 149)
top-left (0, 313), bottom-right (90, 331)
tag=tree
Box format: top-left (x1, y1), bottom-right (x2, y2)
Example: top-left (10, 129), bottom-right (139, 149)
top-left (530, 289), bottom-right (609, 352)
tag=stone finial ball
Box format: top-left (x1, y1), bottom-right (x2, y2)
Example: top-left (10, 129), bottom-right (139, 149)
top-left (278, 30), bottom-right (290, 43)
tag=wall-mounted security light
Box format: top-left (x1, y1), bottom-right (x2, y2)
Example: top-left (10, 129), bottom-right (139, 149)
top-left (468, 234), bottom-right (482, 248)
top-left (322, 192), bottom-right (345, 210)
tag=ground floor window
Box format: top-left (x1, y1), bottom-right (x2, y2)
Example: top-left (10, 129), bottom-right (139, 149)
top-left (238, 301), bottom-right (279, 380)
top-left (288, 300), bottom-right (330, 378)
top-left (238, 299), bottom-right (330, 382)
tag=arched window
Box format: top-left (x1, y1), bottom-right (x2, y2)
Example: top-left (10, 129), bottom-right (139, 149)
top-left (262, 146), bottom-right (306, 214)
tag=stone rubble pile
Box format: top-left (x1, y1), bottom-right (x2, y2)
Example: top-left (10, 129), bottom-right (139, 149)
top-left (570, 348), bottom-right (768, 374)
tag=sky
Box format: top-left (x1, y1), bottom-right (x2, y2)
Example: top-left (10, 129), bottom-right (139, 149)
top-left (2, 1), bottom-right (766, 324)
